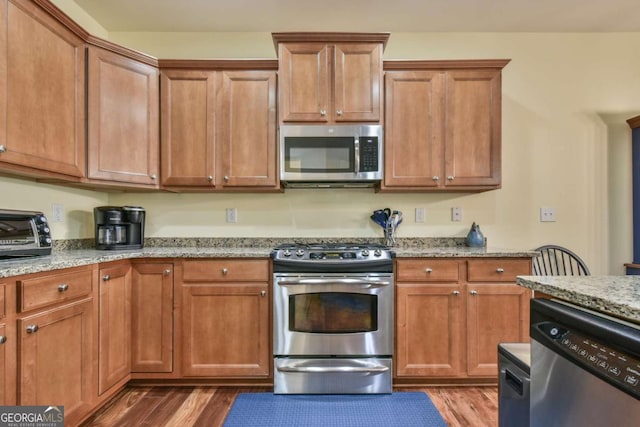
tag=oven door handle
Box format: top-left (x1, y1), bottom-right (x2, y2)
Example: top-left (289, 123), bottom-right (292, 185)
top-left (276, 278), bottom-right (391, 287)
top-left (277, 363), bottom-right (389, 374)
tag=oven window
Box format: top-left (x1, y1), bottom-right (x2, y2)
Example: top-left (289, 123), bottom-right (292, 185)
top-left (0, 220), bottom-right (35, 245)
top-left (284, 137), bottom-right (354, 173)
top-left (289, 293), bottom-right (378, 333)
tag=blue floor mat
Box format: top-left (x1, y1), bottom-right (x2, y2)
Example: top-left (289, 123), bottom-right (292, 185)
top-left (223, 392), bottom-right (448, 427)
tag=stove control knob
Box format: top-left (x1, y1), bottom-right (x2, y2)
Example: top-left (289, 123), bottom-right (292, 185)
top-left (361, 249), bottom-right (370, 257)
top-left (295, 249), bottom-right (305, 257)
top-left (283, 249), bottom-right (292, 257)
top-left (374, 249), bottom-right (382, 257)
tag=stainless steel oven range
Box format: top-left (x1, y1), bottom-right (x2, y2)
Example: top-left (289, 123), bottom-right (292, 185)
top-left (272, 243), bottom-right (394, 394)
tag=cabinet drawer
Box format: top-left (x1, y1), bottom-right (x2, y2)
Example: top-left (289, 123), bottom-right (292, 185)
top-left (19, 267), bottom-right (93, 312)
top-left (467, 259), bottom-right (531, 282)
top-left (396, 259), bottom-right (460, 282)
top-left (182, 259), bottom-right (269, 282)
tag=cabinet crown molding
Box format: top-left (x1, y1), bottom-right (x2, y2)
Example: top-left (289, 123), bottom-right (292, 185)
top-left (627, 115), bottom-right (640, 129)
top-left (383, 59), bottom-right (511, 71)
top-left (271, 32), bottom-right (391, 53)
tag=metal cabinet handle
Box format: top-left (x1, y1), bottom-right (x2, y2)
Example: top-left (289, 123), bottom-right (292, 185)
top-left (452, 290), bottom-right (460, 296)
top-left (0, 145), bottom-right (6, 153)
top-left (57, 283), bottom-right (69, 292)
top-left (26, 325), bottom-right (39, 334)
top-left (496, 268), bottom-right (505, 273)
top-left (320, 109), bottom-right (327, 116)
top-left (260, 290), bottom-right (266, 297)
top-left (425, 268), bottom-right (433, 273)
top-left (470, 290), bottom-right (478, 296)
top-left (163, 269), bottom-right (171, 276)
top-left (432, 176), bottom-right (439, 181)
top-left (150, 174), bottom-right (157, 180)
top-left (222, 268), bottom-right (228, 275)
top-left (207, 175), bottom-right (213, 182)
top-left (336, 109), bottom-right (343, 116)
top-left (102, 275), bottom-right (110, 281)
top-left (447, 176), bottom-right (454, 181)
top-left (0, 336), bottom-right (6, 344)
top-left (223, 175), bottom-right (229, 182)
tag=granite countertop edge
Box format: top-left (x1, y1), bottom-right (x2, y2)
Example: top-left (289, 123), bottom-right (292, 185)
top-left (517, 275), bottom-right (640, 324)
top-left (0, 245), bottom-right (536, 279)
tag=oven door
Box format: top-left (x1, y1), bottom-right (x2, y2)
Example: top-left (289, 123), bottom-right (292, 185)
top-left (273, 273), bottom-right (394, 356)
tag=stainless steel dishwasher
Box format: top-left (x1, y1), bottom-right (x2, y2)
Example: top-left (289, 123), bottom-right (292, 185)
top-left (498, 343), bottom-right (530, 427)
top-left (530, 298), bottom-right (640, 427)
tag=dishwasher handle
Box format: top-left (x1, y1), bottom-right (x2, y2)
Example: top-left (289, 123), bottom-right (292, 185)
top-left (502, 367), bottom-right (530, 397)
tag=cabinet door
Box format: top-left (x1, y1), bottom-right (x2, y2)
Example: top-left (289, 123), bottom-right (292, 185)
top-left (131, 263), bottom-right (173, 373)
top-left (395, 283), bottom-right (464, 377)
top-left (160, 70), bottom-right (216, 187)
top-left (98, 264), bottom-right (131, 394)
top-left (444, 69), bottom-right (502, 188)
top-left (218, 70), bottom-right (278, 188)
top-left (182, 283), bottom-right (269, 377)
top-left (0, 322), bottom-right (15, 405)
top-left (278, 43), bottom-right (329, 122)
top-left (18, 299), bottom-right (94, 425)
top-left (466, 284), bottom-right (531, 376)
top-left (1, 0), bottom-right (85, 178)
top-left (334, 43), bottom-right (382, 122)
top-left (383, 71), bottom-right (444, 188)
top-left (87, 46), bottom-right (159, 186)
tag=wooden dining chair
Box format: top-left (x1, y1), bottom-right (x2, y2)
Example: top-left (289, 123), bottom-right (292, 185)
top-left (532, 245), bottom-right (590, 275)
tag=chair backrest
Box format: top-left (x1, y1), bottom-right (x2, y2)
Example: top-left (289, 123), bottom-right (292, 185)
top-left (532, 245), bottom-right (590, 276)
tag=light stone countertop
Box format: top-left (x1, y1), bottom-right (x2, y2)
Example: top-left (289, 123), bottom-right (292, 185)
top-left (517, 275), bottom-right (640, 324)
top-left (0, 244), bottom-right (536, 279)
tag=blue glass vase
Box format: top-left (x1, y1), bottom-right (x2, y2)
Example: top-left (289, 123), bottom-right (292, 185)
top-left (466, 222), bottom-right (485, 247)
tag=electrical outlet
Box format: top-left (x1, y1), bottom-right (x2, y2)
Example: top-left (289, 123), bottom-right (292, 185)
top-left (226, 208), bottom-right (238, 223)
top-left (451, 207), bottom-right (463, 222)
top-left (415, 207), bottom-right (425, 223)
top-left (51, 203), bottom-right (64, 222)
top-left (540, 207), bottom-right (556, 222)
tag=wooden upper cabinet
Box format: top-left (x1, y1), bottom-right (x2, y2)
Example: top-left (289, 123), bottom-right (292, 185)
top-left (382, 60), bottom-right (509, 192)
top-left (218, 70), bottom-right (278, 188)
top-left (274, 33), bottom-right (388, 124)
top-left (87, 46), bottom-right (160, 187)
top-left (384, 71), bottom-right (444, 188)
top-left (159, 62), bottom-right (279, 191)
top-left (0, 0), bottom-right (85, 179)
top-left (443, 70), bottom-right (502, 188)
top-left (160, 70), bottom-right (216, 187)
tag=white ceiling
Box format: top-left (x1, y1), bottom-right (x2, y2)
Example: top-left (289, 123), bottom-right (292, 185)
top-left (73, 0), bottom-right (640, 33)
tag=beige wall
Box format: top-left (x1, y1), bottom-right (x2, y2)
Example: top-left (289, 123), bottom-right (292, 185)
top-left (5, 4), bottom-right (639, 274)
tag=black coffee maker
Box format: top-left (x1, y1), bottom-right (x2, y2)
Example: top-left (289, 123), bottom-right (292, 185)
top-left (94, 206), bottom-right (145, 250)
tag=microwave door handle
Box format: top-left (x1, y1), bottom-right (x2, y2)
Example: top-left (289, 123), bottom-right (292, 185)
top-left (354, 138), bottom-right (360, 174)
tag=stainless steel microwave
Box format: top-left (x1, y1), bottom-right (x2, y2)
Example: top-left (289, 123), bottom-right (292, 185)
top-left (279, 124), bottom-right (383, 187)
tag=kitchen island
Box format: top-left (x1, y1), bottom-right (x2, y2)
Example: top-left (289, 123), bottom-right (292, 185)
top-left (517, 275), bottom-right (640, 324)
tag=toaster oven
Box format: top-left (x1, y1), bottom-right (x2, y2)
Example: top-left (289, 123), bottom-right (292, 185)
top-left (0, 209), bottom-right (52, 259)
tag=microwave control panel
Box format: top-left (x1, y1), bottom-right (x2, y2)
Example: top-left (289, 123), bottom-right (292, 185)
top-left (359, 137), bottom-right (379, 172)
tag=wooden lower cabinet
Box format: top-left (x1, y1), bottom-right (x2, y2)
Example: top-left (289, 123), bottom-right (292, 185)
top-left (131, 262), bottom-right (174, 373)
top-left (180, 259), bottom-right (270, 377)
top-left (395, 258), bottom-right (531, 380)
top-left (18, 298), bottom-right (94, 425)
top-left (0, 322), bottom-right (15, 405)
top-left (98, 263), bottom-right (131, 395)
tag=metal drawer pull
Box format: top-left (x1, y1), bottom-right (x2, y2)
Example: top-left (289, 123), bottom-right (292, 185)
top-left (320, 109), bottom-right (327, 116)
top-left (452, 290), bottom-right (460, 296)
top-left (163, 269), bottom-right (171, 276)
top-left (57, 284), bottom-right (69, 292)
top-left (102, 275), bottom-right (110, 281)
top-left (222, 268), bottom-right (228, 275)
top-left (207, 176), bottom-right (213, 182)
top-left (447, 176), bottom-right (454, 181)
top-left (26, 325), bottom-right (39, 334)
top-left (470, 290), bottom-right (478, 296)
top-left (496, 268), bottom-right (505, 273)
top-left (425, 268), bottom-right (433, 273)
top-left (278, 364), bottom-right (389, 374)
top-left (0, 145), bottom-right (6, 153)
top-left (432, 176), bottom-right (439, 181)
top-left (260, 290), bottom-right (267, 297)
top-left (0, 336), bottom-right (6, 344)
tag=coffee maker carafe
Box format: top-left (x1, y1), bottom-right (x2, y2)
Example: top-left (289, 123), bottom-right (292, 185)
top-left (94, 206), bottom-right (145, 250)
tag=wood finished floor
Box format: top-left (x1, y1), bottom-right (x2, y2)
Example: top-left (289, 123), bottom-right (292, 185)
top-left (81, 385), bottom-right (498, 427)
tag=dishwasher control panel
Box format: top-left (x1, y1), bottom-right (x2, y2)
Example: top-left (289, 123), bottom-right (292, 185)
top-left (537, 321), bottom-right (640, 398)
